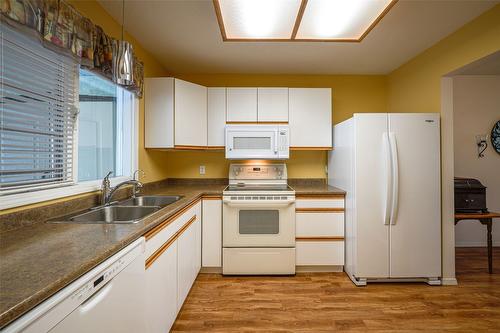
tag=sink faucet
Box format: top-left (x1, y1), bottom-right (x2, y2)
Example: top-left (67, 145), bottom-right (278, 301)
top-left (100, 171), bottom-right (144, 206)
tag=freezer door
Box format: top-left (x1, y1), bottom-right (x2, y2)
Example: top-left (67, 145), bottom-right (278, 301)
top-left (353, 114), bottom-right (390, 278)
top-left (388, 113), bottom-right (441, 278)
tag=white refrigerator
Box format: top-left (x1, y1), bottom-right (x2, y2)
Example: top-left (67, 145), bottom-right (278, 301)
top-left (329, 113), bottom-right (441, 286)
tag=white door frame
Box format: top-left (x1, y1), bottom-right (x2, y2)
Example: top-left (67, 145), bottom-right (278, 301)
top-left (440, 77), bottom-right (458, 286)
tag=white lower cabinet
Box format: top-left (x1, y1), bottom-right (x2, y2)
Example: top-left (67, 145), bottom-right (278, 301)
top-left (295, 196), bottom-right (345, 268)
top-left (202, 199), bottom-right (222, 267)
top-left (296, 241), bottom-right (344, 266)
top-left (145, 242), bottom-right (178, 333)
top-left (144, 201), bottom-right (201, 332)
top-left (177, 218), bottom-right (201, 310)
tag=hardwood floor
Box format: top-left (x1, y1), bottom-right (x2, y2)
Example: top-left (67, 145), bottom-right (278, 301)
top-left (172, 247), bottom-right (500, 332)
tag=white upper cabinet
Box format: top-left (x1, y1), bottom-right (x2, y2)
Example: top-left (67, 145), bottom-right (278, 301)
top-left (145, 78), bottom-right (207, 148)
top-left (145, 79), bottom-right (332, 150)
top-left (226, 88), bottom-right (257, 122)
top-left (207, 88), bottom-right (226, 147)
top-left (257, 88), bottom-right (289, 122)
top-left (145, 78), bottom-right (174, 148)
top-left (174, 79), bottom-right (207, 147)
top-left (289, 88), bottom-right (332, 148)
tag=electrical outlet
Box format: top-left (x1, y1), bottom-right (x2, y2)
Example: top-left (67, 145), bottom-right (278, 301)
top-left (199, 165), bottom-right (206, 175)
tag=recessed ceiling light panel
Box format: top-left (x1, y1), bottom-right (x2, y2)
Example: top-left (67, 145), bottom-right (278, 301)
top-left (296, 0), bottom-right (395, 40)
top-left (216, 0), bottom-right (302, 39)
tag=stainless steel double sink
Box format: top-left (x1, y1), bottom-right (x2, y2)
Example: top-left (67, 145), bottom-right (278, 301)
top-left (48, 195), bottom-right (182, 224)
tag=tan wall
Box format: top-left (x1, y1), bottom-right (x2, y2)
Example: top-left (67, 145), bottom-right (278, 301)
top-left (453, 76), bottom-right (500, 246)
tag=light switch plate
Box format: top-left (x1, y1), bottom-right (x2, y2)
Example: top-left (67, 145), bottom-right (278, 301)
top-left (199, 165), bottom-right (206, 175)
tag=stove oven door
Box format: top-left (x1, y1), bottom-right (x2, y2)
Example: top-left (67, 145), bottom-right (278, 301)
top-left (223, 199), bottom-right (295, 247)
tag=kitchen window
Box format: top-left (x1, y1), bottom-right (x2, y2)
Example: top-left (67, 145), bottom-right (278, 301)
top-left (78, 70), bottom-right (135, 182)
top-left (0, 25), bottom-right (138, 209)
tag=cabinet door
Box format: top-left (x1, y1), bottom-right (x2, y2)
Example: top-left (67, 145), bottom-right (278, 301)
top-left (174, 79), bottom-right (207, 147)
top-left (207, 88), bottom-right (226, 147)
top-left (226, 88), bottom-right (257, 122)
top-left (202, 199), bottom-right (222, 267)
top-left (177, 220), bottom-right (198, 310)
top-left (145, 78), bottom-right (174, 148)
top-left (257, 88), bottom-right (288, 122)
top-left (145, 241), bottom-right (178, 333)
top-left (289, 88), bottom-right (332, 148)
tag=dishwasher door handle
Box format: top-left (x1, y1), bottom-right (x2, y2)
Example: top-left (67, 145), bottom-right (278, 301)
top-left (79, 281), bottom-right (114, 314)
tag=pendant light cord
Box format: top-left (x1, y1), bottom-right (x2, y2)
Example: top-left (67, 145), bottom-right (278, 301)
top-left (121, 0), bottom-right (125, 41)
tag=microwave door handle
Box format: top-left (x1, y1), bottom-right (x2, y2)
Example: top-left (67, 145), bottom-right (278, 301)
top-left (274, 130), bottom-right (279, 155)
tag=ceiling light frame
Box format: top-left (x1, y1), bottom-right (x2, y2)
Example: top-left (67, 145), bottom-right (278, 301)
top-left (213, 0), bottom-right (398, 42)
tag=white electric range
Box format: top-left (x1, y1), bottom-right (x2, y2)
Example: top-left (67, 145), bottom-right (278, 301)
top-left (222, 164), bottom-right (296, 275)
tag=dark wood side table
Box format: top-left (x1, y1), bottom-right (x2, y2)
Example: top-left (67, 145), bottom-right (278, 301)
top-left (455, 212), bottom-right (500, 274)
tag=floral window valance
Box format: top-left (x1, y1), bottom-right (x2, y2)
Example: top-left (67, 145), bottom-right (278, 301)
top-left (1, 0), bottom-right (144, 97)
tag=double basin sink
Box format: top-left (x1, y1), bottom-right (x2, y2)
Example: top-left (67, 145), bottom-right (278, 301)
top-left (49, 195), bottom-right (182, 224)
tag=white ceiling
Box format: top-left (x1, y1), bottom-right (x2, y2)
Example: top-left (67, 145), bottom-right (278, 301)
top-left (98, 0), bottom-right (499, 75)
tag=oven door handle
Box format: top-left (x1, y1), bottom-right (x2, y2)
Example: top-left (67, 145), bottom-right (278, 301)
top-left (223, 200), bottom-right (295, 207)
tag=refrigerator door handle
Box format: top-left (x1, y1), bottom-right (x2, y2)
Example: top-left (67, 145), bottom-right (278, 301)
top-left (383, 132), bottom-right (392, 225)
top-left (389, 132), bottom-right (399, 225)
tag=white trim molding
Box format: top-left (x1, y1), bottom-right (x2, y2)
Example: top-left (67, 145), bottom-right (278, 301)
top-left (441, 277), bottom-right (458, 286)
top-left (0, 176), bottom-right (132, 210)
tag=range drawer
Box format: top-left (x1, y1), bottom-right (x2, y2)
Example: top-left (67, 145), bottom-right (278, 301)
top-left (296, 241), bottom-right (344, 266)
top-left (223, 248), bottom-right (295, 275)
top-left (296, 212), bottom-right (344, 237)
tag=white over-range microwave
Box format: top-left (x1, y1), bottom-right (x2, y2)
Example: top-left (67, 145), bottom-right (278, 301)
top-left (225, 124), bottom-right (290, 160)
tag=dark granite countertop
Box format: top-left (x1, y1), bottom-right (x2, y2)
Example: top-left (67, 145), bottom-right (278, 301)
top-left (0, 180), bottom-right (345, 328)
top-left (291, 183), bottom-right (346, 196)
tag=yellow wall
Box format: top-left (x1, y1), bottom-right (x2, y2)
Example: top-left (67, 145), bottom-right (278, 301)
top-left (5, 2), bottom-right (499, 213)
top-left (70, 0), bottom-right (171, 184)
top-left (162, 150), bottom-right (327, 179)
top-left (166, 74), bottom-right (386, 178)
top-left (387, 5), bottom-right (500, 113)
top-left (178, 74), bottom-right (387, 125)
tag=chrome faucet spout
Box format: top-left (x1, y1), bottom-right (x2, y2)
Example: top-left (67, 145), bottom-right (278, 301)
top-left (105, 180), bottom-right (143, 205)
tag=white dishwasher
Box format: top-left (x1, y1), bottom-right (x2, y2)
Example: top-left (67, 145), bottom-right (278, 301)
top-left (4, 238), bottom-right (147, 333)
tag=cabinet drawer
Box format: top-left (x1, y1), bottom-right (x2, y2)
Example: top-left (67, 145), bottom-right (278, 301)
top-left (296, 241), bottom-right (344, 266)
top-left (296, 198), bottom-right (344, 209)
top-left (296, 212), bottom-right (344, 237)
top-left (145, 201), bottom-right (201, 258)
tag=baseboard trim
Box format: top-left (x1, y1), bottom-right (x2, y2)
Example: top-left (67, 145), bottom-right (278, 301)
top-left (296, 265), bottom-right (344, 273)
top-left (455, 242), bottom-right (500, 247)
top-left (200, 267), bottom-right (222, 274)
top-left (441, 277), bottom-right (458, 286)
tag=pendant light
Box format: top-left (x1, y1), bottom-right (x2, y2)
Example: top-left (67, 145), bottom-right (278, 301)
top-left (113, 0), bottom-right (134, 85)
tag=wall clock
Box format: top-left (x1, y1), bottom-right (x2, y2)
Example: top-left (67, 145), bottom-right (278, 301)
top-left (492, 120), bottom-right (500, 154)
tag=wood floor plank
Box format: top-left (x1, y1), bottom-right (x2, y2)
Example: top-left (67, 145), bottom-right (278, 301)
top-left (171, 247), bottom-right (500, 332)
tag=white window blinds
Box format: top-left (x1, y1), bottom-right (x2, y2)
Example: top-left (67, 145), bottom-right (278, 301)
top-left (1, 25), bottom-right (79, 194)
